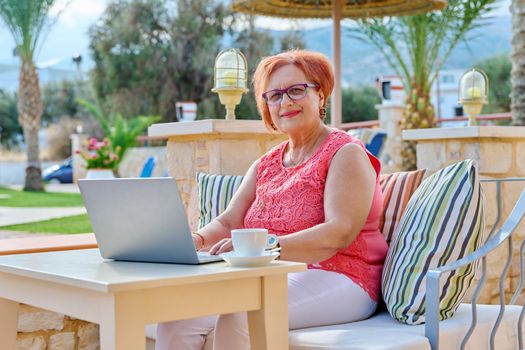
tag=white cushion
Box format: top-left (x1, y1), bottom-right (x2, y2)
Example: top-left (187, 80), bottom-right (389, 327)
top-left (146, 304), bottom-right (521, 350)
top-left (288, 304), bottom-right (522, 350)
top-left (289, 310), bottom-right (431, 350)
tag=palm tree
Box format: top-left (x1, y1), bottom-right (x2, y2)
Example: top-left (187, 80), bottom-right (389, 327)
top-left (356, 0), bottom-right (497, 170)
top-left (0, 0), bottom-right (58, 191)
top-left (511, 0), bottom-right (525, 125)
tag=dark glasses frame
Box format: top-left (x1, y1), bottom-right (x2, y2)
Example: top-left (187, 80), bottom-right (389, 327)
top-left (262, 83), bottom-right (319, 105)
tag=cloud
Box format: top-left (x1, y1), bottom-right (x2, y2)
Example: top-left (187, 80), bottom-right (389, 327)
top-left (50, 0), bottom-right (108, 27)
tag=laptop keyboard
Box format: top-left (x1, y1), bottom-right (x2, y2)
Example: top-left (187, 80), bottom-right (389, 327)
top-left (197, 251), bottom-right (222, 262)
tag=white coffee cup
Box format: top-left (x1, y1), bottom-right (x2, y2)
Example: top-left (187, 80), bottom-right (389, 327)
top-left (231, 228), bottom-right (278, 257)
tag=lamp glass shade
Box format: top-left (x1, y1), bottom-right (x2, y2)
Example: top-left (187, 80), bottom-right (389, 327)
top-left (459, 68), bottom-right (488, 102)
top-left (214, 48), bottom-right (248, 89)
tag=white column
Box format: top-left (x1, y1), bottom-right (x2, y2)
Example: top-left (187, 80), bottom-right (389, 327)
top-left (376, 103), bottom-right (405, 173)
top-left (70, 133), bottom-right (88, 183)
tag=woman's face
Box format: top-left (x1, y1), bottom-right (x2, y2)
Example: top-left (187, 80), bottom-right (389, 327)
top-left (265, 64), bottom-right (324, 134)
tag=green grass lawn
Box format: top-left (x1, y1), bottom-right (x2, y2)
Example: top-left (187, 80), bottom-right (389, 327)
top-left (0, 186), bottom-right (84, 207)
top-left (0, 214), bottom-right (92, 234)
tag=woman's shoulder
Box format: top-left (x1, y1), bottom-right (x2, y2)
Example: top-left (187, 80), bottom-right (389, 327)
top-left (317, 129), bottom-right (366, 158)
top-left (324, 130), bottom-right (381, 176)
top-left (328, 129), bottom-right (366, 147)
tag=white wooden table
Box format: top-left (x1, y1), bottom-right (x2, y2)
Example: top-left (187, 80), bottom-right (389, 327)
top-left (0, 249), bottom-right (306, 350)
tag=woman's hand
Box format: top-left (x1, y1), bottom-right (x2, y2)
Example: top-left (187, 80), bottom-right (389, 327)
top-left (192, 233), bottom-right (204, 251)
top-left (209, 238), bottom-right (233, 255)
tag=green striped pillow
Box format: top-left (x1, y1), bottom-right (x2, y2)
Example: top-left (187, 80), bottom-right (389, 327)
top-left (196, 172), bottom-right (244, 229)
top-left (381, 160), bottom-right (485, 325)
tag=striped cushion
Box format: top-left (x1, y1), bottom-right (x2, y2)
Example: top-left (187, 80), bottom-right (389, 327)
top-left (381, 160), bottom-right (485, 325)
top-left (379, 169), bottom-right (426, 245)
top-left (196, 172), bottom-right (244, 229)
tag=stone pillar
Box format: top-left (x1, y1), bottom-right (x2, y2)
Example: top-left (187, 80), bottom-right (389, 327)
top-left (403, 126), bottom-right (525, 304)
top-left (148, 120), bottom-right (287, 230)
top-left (70, 134), bottom-right (87, 183)
top-left (376, 103), bottom-right (405, 173)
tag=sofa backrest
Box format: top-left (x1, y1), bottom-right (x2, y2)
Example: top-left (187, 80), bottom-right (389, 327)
top-left (196, 169), bottom-right (427, 245)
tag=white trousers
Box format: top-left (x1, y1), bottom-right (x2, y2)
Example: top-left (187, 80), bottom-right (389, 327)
top-left (156, 269), bottom-right (377, 350)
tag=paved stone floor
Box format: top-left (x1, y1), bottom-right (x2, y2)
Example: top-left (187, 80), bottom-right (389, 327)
top-left (8, 183), bottom-right (80, 193)
top-left (0, 206), bottom-right (87, 227)
top-left (0, 184), bottom-right (84, 240)
top-left (0, 230), bottom-right (51, 239)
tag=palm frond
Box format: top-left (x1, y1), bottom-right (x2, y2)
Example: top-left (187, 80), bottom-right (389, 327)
top-left (356, 0), bottom-right (499, 95)
top-left (0, 0), bottom-right (57, 59)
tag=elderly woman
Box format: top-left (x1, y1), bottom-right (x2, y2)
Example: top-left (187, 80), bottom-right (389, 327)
top-left (156, 50), bottom-right (388, 350)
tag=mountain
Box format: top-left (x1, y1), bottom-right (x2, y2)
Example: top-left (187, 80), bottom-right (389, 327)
top-left (269, 14), bottom-right (512, 86)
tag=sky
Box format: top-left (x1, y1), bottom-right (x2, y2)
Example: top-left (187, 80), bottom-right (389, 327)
top-left (0, 0), bottom-right (513, 71)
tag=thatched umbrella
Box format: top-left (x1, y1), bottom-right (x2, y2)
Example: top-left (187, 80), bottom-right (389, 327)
top-left (231, 0), bottom-right (447, 128)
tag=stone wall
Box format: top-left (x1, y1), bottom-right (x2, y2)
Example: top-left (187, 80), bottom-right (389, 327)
top-left (404, 126), bottom-right (525, 304)
top-left (16, 305), bottom-right (99, 350)
top-left (167, 134), bottom-right (285, 231)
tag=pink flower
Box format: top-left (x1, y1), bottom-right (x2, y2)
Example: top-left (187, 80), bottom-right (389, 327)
top-left (88, 138), bottom-right (98, 150)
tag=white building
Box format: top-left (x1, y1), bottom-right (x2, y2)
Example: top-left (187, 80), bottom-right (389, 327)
top-left (431, 69), bottom-right (464, 119)
top-left (376, 69), bottom-right (465, 121)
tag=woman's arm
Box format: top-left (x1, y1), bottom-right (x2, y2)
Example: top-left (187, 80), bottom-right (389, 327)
top-left (193, 159), bottom-right (259, 251)
top-left (278, 143), bottom-right (376, 263)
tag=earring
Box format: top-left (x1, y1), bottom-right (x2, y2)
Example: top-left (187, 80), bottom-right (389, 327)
top-left (320, 107), bottom-right (327, 117)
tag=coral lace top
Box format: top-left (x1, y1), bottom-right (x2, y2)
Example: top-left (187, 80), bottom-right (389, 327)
top-left (244, 129), bottom-right (388, 302)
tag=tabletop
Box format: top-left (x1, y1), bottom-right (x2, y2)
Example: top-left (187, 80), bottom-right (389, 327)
top-left (0, 248), bottom-right (306, 293)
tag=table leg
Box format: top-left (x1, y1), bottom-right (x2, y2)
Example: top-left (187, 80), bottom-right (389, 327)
top-left (247, 274), bottom-right (289, 350)
top-left (0, 297), bottom-right (19, 350)
top-left (99, 312), bottom-right (145, 350)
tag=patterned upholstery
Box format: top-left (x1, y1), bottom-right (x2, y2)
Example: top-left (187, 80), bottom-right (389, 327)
top-left (381, 160), bottom-right (485, 325)
top-left (379, 169), bottom-right (426, 245)
top-left (196, 172), bottom-right (243, 229)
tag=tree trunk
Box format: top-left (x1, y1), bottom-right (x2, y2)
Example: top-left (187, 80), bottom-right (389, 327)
top-left (511, 0), bottom-right (525, 125)
top-left (400, 83), bottom-right (436, 171)
top-left (18, 59), bottom-right (44, 191)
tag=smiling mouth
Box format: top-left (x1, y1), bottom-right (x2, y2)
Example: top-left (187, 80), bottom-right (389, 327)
top-left (281, 110), bottom-right (301, 118)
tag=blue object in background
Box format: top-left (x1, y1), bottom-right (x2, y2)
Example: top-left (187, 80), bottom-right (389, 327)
top-left (365, 131), bottom-right (387, 157)
top-left (42, 158), bottom-right (73, 183)
top-left (139, 156), bottom-right (157, 177)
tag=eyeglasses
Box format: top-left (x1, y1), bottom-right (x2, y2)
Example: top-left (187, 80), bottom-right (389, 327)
top-left (262, 83), bottom-right (318, 105)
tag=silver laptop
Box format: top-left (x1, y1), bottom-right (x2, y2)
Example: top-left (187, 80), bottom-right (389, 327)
top-left (78, 177), bottom-right (222, 264)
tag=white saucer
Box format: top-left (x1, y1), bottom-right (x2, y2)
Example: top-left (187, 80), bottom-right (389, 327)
top-left (219, 251), bottom-right (280, 267)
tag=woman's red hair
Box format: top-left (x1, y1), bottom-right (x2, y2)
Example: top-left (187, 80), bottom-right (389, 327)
top-left (252, 50), bottom-right (334, 131)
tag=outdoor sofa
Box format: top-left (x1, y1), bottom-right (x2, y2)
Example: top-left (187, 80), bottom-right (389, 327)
top-left (2, 160), bottom-right (524, 350)
top-left (144, 160), bottom-right (525, 350)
